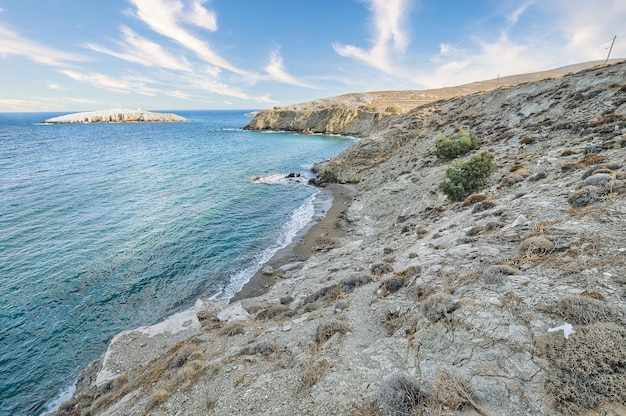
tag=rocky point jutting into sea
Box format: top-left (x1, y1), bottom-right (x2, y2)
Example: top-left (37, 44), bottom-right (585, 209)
top-left (43, 109), bottom-right (186, 124)
top-left (55, 60), bottom-right (626, 416)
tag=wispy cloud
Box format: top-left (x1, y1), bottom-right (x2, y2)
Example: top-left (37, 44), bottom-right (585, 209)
top-left (0, 23), bottom-right (86, 67)
top-left (86, 26), bottom-right (191, 72)
top-left (333, 0), bottom-right (411, 73)
top-left (60, 70), bottom-right (158, 96)
top-left (129, 0), bottom-right (251, 76)
top-left (265, 50), bottom-right (315, 88)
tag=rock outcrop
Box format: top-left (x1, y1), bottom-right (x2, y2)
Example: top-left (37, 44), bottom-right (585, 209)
top-left (54, 61), bottom-right (626, 416)
top-left (244, 105), bottom-right (390, 136)
top-left (43, 109), bottom-right (186, 124)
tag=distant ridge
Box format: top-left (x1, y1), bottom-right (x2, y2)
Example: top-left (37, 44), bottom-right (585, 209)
top-left (43, 109), bottom-right (186, 124)
top-left (287, 59), bottom-right (626, 112)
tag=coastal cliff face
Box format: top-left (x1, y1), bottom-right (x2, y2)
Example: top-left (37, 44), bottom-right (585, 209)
top-left (244, 105), bottom-right (390, 136)
top-left (55, 62), bottom-right (626, 416)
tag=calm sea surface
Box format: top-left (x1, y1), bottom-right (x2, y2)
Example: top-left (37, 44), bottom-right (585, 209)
top-left (0, 110), bottom-right (352, 415)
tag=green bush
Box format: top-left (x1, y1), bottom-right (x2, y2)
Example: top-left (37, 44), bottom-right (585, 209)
top-left (435, 130), bottom-right (479, 159)
top-left (439, 151), bottom-right (495, 201)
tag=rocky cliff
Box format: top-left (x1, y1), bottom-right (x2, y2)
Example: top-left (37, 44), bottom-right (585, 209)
top-left (243, 105), bottom-right (391, 136)
top-left (43, 109), bottom-right (186, 124)
top-left (55, 61), bottom-right (626, 416)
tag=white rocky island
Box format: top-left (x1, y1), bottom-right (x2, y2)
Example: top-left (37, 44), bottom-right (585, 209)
top-left (43, 109), bottom-right (186, 124)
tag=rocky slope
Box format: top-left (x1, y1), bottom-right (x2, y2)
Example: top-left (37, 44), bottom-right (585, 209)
top-left (55, 61), bottom-right (626, 416)
top-left (244, 60), bottom-right (621, 136)
top-left (43, 109), bottom-right (185, 124)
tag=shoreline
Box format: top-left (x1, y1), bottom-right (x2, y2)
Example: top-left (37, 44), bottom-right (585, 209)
top-left (230, 183), bottom-right (355, 302)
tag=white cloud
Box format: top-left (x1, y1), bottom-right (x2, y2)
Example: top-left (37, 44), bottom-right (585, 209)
top-left (0, 23), bottom-right (85, 67)
top-left (48, 83), bottom-right (62, 90)
top-left (555, 0), bottom-right (626, 61)
top-left (265, 50), bottom-right (315, 88)
top-left (167, 90), bottom-right (192, 99)
top-left (129, 0), bottom-right (250, 76)
top-left (186, 0), bottom-right (218, 31)
top-left (86, 26), bottom-right (191, 72)
top-left (333, 0), bottom-right (411, 73)
top-left (61, 70), bottom-right (133, 91)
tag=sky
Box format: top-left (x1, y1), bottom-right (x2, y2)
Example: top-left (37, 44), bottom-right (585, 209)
top-left (0, 0), bottom-right (625, 112)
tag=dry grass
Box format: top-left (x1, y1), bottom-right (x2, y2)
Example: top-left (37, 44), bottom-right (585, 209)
top-left (434, 367), bottom-right (488, 415)
top-left (303, 284), bottom-right (343, 306)
top-left (314, 320), bottom-right (350, 345)
top-left (561, 154), bottom-right (609, 170)
top-left (517, 236), bottom-right (554, 257)
top-left (299, 359), bottom-right (328, 390)
top-left (256, 304), bottom-right (292, 321)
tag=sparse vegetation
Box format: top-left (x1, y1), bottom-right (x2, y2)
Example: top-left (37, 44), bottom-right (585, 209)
top-left (299, 359), bottom-right (328, 390)
top-left (341, 275), bottom-right (372, 293)
top-left (435, 129), bottom-right (479, 159)
top-left (435, 367), bottom-right (488, 415)
top-left (314, 320), bottom-right (350, 345)
top-left (421, 293), bottom-right (456, 323)
top-left (371, 263), bottom-right (394, 276)
top-left (378, 372), bottom-right (423, 416)
top-left (535, 322), bottom-right (626, 414)
top-left (555, 295), bottom-right (621, 325)
top-left (518, 236), bottom-right (554, 257)
top-left (439, 151), bottom-right (495, 201)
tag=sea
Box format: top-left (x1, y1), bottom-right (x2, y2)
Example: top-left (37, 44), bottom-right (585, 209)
top-left (0, 110), bottom-right (353, 415)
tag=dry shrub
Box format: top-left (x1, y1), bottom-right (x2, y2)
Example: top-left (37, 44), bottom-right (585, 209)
top-left (314, 319), bottom-right (350, 345)
top-left (395, 265), bottom-right (422, 282)
top-left (299, 359), bottom-right (328, 390)
top-left (466, 225), bottom-right (485, 236)
top-left (378, 372), bottom-right (423, 416)
top-left (219, 322), bottom-right (246, 336)
top-left (384, 311), bottom-right (417, 336)
top-left (372, 263), bottom-right (394, 276)
top-left (518, 236), bottom-right (553, 257)
top-left (377, 278), bottom-right (407, 296)
top-left (561, 154), bottom-right (609, 170)
top-left (421, 293), bottom-right (456, 323)
top-left (143, 389), bottom-right (171, 414)
top-left (535, 322), bottom-right (626, 414)
top-left (256, 304), bottom-right (292, 320)
top-left (481, 264), bottom-right (518, 285)
top-left (240, 340), bottom-right (279, 357)
top-left (303, 284), bottom-right (343, 306)
top-left (464, 193), bottom-right (489, 205)
top-left (407, 284), bottom-right (434, 302)
top-left (555, 295), bottom-right (621, 325)
top-left (434, 367), bottom-right (488, 415)
top-left (341, 275), bottom-right (372, 293)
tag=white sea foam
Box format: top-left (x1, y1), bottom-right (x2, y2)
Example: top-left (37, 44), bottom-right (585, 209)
top-left (250, 173), bottom-right (288, 184)
top-left (40, 383), bottom-right (76, 415)
top-left (212, 191), bottom-right (319, 302)
top-left (249, 172), bottom-right (307, 185)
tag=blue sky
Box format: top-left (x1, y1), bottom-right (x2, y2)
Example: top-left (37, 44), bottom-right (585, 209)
top-left (0, 0), bottom-right (624, 112)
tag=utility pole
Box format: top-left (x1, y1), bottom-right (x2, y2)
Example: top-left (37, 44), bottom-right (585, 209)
top-left (604, 35), bottom-right (616, 65)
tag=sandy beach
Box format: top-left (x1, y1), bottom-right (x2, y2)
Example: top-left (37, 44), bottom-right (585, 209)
top-left (230, 183), bottom-right (356, 302)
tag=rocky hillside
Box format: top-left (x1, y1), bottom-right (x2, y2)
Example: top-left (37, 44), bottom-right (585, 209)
top-left (55, 61), bottom-right (626, 416)
top-left (244, 60), bottom-right (622, 136)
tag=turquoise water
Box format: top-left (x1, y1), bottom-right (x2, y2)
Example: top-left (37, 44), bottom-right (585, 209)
top-left (0, 111), bottom-right (352, 415)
